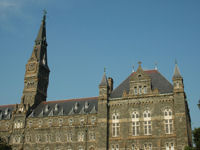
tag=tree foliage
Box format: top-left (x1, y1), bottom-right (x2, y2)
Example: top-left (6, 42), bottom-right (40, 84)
top-left (185, 127), bottom-right (200, 150)
top-left (193, 128), bottom-right (200, 150)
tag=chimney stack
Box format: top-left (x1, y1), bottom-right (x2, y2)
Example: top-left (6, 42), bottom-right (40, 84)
top-left (108, 77), bottom-right (113, 94)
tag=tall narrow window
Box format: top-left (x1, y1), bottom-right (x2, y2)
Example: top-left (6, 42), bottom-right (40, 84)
top-left (166, 143), bottom-right (174, 150)
top-left (143, 110), bottom-right (152, 135)
top-left (112, 113), bottom-right (120, 137)
top-left (164, 109), bottom-right (173, 134)
top-left (132, 111), bottom-right (140, 136)
top-left (111, 144), bottom-right (119, 150)
top-left (139, 86), bottom-right (142, 94)
top-left (134, 87), bottom-right (137, 95)
top-left (67, 132), bottom-right (72, 142)
top-left (144, 143), bottom-right (152, 150)
top-left (78, 132), bottom-right (84, 142)
top-left (144, 86), bottom-right (147, 94)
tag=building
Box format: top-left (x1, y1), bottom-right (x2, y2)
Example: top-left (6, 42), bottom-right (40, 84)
top-left (0, 13), bottom-right (192, 150)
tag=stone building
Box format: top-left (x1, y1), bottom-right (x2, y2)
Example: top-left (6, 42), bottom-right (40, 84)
top-left (0, 13), bottom-right (192, 150)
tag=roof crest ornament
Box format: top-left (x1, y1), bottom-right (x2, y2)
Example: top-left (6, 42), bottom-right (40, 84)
top-left (155, 62), bottom-right (158, 70)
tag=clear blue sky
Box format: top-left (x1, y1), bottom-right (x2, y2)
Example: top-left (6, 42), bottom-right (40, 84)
top-left (0, 0), bottom-right (199, 128)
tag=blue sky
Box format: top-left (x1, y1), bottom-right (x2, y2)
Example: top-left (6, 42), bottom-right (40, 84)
top-left (0, 0), bottom-right (200, 128)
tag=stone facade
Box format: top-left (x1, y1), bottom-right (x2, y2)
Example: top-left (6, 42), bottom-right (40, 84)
top-left (0, 13), bottom-right (192, 150)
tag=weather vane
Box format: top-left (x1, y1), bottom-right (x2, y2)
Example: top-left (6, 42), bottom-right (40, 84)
top-left (43, 9), bottom-right (47, 16)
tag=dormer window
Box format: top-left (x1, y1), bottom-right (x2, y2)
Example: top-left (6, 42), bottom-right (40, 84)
top-left (45, 105), bottom-right (49, 112)
top-left (74, 102), bottom-right (79, 111)
top-left (85, 101), bottom-right (89, 109)
top-left (55, 104), bottom-right (59, 111)
top-left (5, 108), bottom-right (8, 115)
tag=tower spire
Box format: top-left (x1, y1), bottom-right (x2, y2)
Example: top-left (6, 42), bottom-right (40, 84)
top-left (173, 61), bottom-right (182, 79)
top-left (35, 10), bottom-right (47, 44)
top-left (21, 11), bottom-right (50, 107)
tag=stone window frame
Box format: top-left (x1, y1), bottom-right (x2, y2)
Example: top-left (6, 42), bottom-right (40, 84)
top-left (80, 117), bottom-right (84, 125)
top-left (67, 131), bottom-right (73, 142)
top-left (144, 143), bottom-right (152, 150)
top-left (25, 135), bottom-right (31, 143)
top-left (78, 131), bottom-right (84, 142)
top-left (56, 133), bottom-right (62, 142)
top-left (58, 118), bottom-right (63, 126)
top-left (165, 142), bottom-right (174, 150)
top-left (132, 111), bottom-right (140, 136)
top-left (112, 113), bottom-right (120, 137)
top-left (45, 134), bottom-right (52, 143)
top-left (78, 146), bottom-right (84, 150)
top-left (131, 144), bottom-right (139, 150)
top-left (89, 131), bottom-right (95, 141)
top-left (143, 110), bottom-right (152, 135)
top-left (111, 144), bottom-right (119, 150)
top-left (48, 119), bottom-right (53, 127)
top-left (36, 134), bottom-right (42, 143)
top-left (163, 108), bottom-right (173, 134)
top-left (91, 116), bottom-right (96, 125)
top-left (68, 118), bottom-right (73, 126)
top-left (38, 120), bottom-right (43, 128)
top-left (13, 135), bottom-right (21, 144)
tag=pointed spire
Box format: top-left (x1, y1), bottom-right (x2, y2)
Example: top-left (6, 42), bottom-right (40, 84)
top-left (35, 10), bottom-right (47, 44)
top-left (173, 61), bottom-right (182, 79)
top-left (99, 68), bottom-right (108, 87)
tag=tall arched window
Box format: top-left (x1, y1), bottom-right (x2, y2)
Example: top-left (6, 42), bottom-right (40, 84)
top-left (132, 111), bottom-right (140, 136)
top-left (164, 109), bottom-right (173, 134)
top-left (112, 113), bottom-right (120, 137)
top-left (143, 110), bottom-right (152, 135)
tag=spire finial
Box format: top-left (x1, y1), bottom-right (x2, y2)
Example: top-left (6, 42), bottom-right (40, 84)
top-left (155, 62), bottom-right (158, 70)
top-left (104, 67), bottom-right (106, 73)
top-left (42, 9), bottom-right (47, 22)
top-left (132, 65), bottom-right (135, 72)
top-left (175, 59), bottom-right (177, 65)
top-left (138, 61), bottom-right (142, 66)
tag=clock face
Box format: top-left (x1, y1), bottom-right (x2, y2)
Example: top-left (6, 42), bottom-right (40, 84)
top-left (28, 63), bottom-right (36, 71)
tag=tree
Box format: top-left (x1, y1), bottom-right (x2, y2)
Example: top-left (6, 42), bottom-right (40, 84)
top-left (193, 128), bottom-right (200, 150)
top-left (0, 137), bottom-right (12, 150)
top-left (185, 127), bottom-right (200, 150)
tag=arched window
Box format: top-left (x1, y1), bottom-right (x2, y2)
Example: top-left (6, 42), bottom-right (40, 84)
top-left (166, 142), bottom-right (174, 150)
top-left (111, 144), bottom-right (119, 150)
top-left (112, 113), bottom-right (120, 137)
top-left (132, 111), bottom-right (140, 136)
top-left (144, 143), bottom-right (152, 150)
top-left (143, 110), bottom-right (152, 135)
top-left (164, 109), bottom-right (173, 134)
top-left (78, 132), bottom-right (84, 141)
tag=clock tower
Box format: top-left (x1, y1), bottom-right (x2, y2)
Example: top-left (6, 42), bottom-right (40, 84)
top-left (21, 12), bottom-right (50, 108)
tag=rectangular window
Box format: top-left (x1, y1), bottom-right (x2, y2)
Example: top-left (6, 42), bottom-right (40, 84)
top-left (166, 143), bottom-right (174, 150)
top-left (165, 119), bottom-right (173, 134)
top-left (67, 133), bottom-right (72, 142)
top-left (132, 121), bottom-right (140, 136)
top-left (139, 86), bottom-right (142, 94)
top-left (112, 123), bottom-right (120, 137)
top-left (134, 87), bottom-right (137, 94)
top-left (144, 121), bottom-right (152, 135)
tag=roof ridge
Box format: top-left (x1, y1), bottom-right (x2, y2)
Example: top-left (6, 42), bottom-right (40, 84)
top-left (44, 96), bottom-right (98, 104)
top-left (0, 104), bottom-right (16, 108)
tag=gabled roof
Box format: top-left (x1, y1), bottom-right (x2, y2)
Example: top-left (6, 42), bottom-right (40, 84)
top-left (110, 70), bottom-right (173, 98)
top-left (29, 97), bottom-right (98, 118)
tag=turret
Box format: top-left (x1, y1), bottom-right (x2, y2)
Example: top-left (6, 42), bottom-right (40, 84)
top-left (172, 62), bottom-right (184, 93)
top-left (99, 71), bottom-right (109, 99)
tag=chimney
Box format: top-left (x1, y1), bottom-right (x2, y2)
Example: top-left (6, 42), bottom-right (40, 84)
top-left (108, 77), bottom-right (113, 94)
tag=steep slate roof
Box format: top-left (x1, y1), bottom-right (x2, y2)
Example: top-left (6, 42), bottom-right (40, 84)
top-left (110, 70), bottom-right (173, 98)
top-left (0, 104), bottom-right (15, 120)
top-left (29, 97), bottom-right (98, 118)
